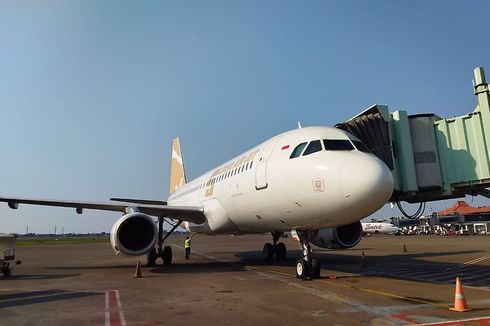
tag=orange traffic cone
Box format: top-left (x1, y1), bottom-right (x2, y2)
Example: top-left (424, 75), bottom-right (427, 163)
top-left (449, 277), bottom-right (471, 312)
top-left (361, 251), bottom-right (367, 267)
top-left (134, 260), bottom-right (142, 278)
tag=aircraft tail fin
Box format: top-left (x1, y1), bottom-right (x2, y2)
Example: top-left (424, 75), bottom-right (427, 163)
top-left (169, 137), bottom-right (187, 195)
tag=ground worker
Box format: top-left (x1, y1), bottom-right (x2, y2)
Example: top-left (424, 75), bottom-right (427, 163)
top-left (184, 234), bottom-right (194, 259)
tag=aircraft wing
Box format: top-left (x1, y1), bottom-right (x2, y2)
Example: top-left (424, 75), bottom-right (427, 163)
top-left (0, 196), bottom-right (205, 224)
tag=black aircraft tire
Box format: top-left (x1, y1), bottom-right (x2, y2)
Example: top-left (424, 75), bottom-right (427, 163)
top-left (147, 247), bottom-right (157, 266)
top-left (295, 258), bottom-right (309, 280)
top-left (310, 257), bottom-right (321, 278)
top-left (162, 246), bottom-right (172, 265)
top-left (275, 242), bottom-right (287, 260)
top-left (263, 243), bottom-right (273, 260)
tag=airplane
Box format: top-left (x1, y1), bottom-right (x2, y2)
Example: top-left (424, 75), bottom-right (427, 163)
top-left (361, 222), bottom-right (400, 235)
top-left (0, 126), bottom-right (394, 280)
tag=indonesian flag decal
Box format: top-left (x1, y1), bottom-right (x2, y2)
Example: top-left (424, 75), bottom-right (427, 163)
top-left (282, 145), bottom-right (290, 150)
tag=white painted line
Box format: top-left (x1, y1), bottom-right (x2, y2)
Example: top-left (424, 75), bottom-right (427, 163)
top-left (115, 290), bottom-right (127, 326)
top-left (104, 291), bottom-right (110, 326)
top-left (172, 244), bottom-right (217, 260)
top-left (446, 255), bottom-right (490, 272)
top-left (417, 315), bottom-right (490, 326)
top-left (104, 290), bottom-right (126, 326)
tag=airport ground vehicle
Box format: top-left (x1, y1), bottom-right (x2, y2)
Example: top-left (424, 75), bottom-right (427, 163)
top-left (0, 234), bottom-right (21, 276)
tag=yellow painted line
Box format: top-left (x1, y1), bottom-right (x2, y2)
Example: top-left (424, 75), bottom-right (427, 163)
top-left (246, 265), bottom-right (450, 309)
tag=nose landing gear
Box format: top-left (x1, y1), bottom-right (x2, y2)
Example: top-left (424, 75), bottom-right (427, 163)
top-left (295, 230), bottom-right (320, 280)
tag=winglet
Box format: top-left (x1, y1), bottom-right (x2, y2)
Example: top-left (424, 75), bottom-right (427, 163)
top-left (297, 121), bottom-right (302, 129)
top-left (169, 137), bottom-right (187, 195)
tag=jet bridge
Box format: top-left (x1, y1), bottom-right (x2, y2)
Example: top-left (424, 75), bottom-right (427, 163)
top-left (336, 67), bottom-right (490, 205)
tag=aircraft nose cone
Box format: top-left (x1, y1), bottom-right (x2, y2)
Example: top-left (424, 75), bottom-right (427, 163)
top-left (341, 156), bottom-right (394, 215)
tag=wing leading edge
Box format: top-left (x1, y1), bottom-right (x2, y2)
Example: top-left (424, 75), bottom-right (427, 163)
top-left (0, 196), bottom-right (205, 224)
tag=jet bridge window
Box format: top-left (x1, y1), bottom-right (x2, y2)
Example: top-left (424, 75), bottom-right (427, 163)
top-left (323, 139), bottom-right (354, 151)
top-left (303, 140), bottom-right (323, 156)
top-left (289, 142), bottom-right (307, 159)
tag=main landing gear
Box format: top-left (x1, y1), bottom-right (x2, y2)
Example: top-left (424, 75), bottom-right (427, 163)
top-left (147, 217), bottom-right (182, 266)
top-left (295, 230), bottom-right (320, 280)
top-left (262, 231), bottom-right (287, 261)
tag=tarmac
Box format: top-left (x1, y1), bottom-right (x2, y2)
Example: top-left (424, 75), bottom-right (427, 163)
top-left (1, 234), bottom-right (489, 325)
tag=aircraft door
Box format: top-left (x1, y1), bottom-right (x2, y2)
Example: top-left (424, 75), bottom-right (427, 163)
top-left (255, 136), bottom-right (281, 190)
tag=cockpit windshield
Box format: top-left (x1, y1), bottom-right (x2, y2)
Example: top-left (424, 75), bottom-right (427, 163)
top-left (302, 140), bottom-right (322, 156)
top-left (352, 140), bottom-right (371, 153)
top-left (289, 138), bottom-right (371, 159)
top-left (323, 139), bottom-right (354, 151)
top-left (289, 142), bottom-right (307, 158)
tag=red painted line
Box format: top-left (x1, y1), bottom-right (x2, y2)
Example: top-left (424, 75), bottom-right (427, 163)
top-left (391, 314), bottom-right (421, 324)
top-left (417, 316), bottom-right (490, 326)
top-left (109, 290), bottom-right (121, 326)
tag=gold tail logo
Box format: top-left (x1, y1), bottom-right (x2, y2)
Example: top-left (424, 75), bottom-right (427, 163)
top-left (169, 137), bottom-right (187, 195)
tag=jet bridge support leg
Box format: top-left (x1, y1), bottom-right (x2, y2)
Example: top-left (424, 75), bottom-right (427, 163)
top-left (147, 218), bottom-right (182, 266)
top-left (295, 230), bottom-right (320, 280)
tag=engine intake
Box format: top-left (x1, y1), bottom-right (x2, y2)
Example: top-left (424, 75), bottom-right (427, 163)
top-left (110, 213), bottom-right (157, 255)
top-left (311, 221), bottom-right (363, 249)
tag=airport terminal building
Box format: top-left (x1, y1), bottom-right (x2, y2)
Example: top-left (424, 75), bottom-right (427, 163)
top-left (394, 201), bottom-right (490, 235)
top-left (435, 201), bottom-right (490, 235)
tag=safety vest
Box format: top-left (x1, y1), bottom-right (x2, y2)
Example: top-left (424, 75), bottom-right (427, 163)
top-left (184, 239), bottom-right (191, 249)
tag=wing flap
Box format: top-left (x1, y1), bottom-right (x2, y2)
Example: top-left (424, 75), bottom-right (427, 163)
top-left (110, 198), bottom-right (168, 205)
top-left (0, 196), bottom-right (205, 224)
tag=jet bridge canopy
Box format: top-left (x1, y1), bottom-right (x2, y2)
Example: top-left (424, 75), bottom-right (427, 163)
top-left (336, 67), bottom-right (490, 204)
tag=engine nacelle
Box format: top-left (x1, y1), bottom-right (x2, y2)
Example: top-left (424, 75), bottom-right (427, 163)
top-left (311, 221), bottom-right (363, 249)
top-left (110, 213), bottom-right (158, 256)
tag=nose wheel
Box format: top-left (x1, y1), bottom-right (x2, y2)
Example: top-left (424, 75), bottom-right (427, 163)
top-left (295, 230), bottom-right (321, 280)
top-left (262, 232), bottom-right (287, 261)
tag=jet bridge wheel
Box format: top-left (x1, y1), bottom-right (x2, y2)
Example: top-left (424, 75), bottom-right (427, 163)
top-left (162, 245), bottom-right (172, 265)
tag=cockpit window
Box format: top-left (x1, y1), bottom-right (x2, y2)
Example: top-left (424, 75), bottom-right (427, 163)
top-left (303, 140), bottom-right (322, 156)
top-left (352, 140), bottom-right (371, 153)
top-left (323, 139), bottom-right (354, 151)
top-left (289, 142), bottom-right (307, 159)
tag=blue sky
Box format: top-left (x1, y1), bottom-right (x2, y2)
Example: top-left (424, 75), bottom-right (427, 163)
top-left (1, 1), bottom-right (489, 234)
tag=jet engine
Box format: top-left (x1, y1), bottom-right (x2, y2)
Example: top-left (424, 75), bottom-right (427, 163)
top-left (110, 213), bottom-right (158, 255)
top-left (311, 221), bottom-right (363, 249)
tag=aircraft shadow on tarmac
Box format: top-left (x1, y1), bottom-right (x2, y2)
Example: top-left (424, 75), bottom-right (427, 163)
top-left (47, 264), bottom-right (139, 270)
top-left (327, 250), bottom-right (490, 282)
top-left (0, 273), bottom-right (79, 281)
top-left (149, 262), bottom-right (247, 274)
top-left (233, 249), bottom-right (490, 285)
top-left (0, 289), bottom-right (100, 309)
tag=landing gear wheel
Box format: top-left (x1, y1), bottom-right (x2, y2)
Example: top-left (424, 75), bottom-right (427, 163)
top-left (147, 247), bottom-right (157, 266)
top-left (2, 268), bottom-right (11, 277)
top-left (162, 246), bottom-right (172, 265)
top-left (310, 257), bottom-right (321, 278)
top-left (263, 243), bottom-right (273, 260)
top-left (295, 258), bottom-right (310, 280)
top-left (275, 243), bottom-right (287, 260)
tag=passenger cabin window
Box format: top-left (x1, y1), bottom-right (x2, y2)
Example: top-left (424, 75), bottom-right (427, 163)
top-left (289, 142), bottom-right (307, 159)
top-left (352, 140), bottom-right (371, 153)
top-left (323, 139), bottom-right (354, 151)
top-left (302, 140), bottom-right (322, 156)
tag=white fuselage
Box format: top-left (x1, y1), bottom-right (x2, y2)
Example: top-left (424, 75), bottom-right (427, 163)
top-left (362, 222), bottom-right (400, 234)
top-left (169, 126), bottom-right (394, 234)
